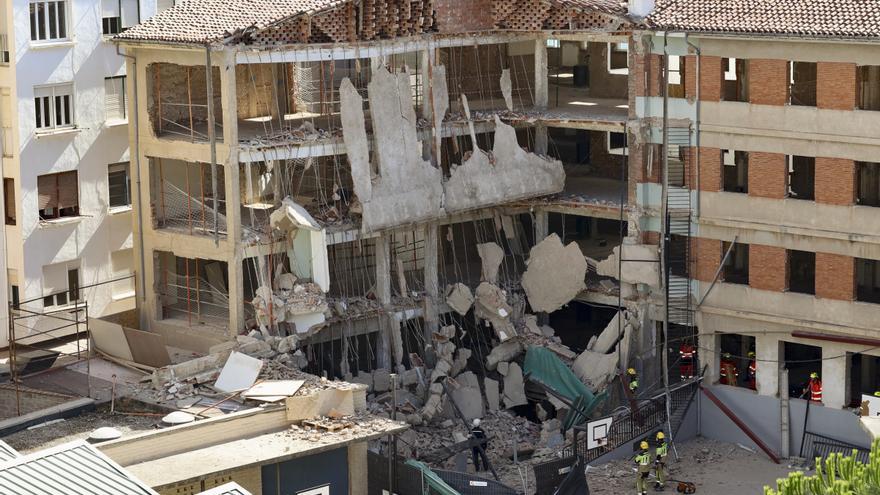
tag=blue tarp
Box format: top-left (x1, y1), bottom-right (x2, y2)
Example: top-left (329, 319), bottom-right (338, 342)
top-left (523, 346), bottom-right (607, 426)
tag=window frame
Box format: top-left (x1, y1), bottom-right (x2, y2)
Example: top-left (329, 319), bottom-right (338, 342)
top-left (103, 75), bottom-right (127, 123)
top-left (41, 261), bottom-right (81, 309)
top-left (857, 161), bottom-right (880, 207)
top-left (788, 61), bottom-right (817, 107)
top-left (607, 42), bottom-right (629, 75)
top-left (607, 131), bottom-right (627, 156)
top-left (28, 0), bottom-right (69, 43)
top-left (722, 149), bottom-right (749, 193)
top-left (101, 0), bottom-right (139, 35)
top-left (34, 83), bottom-right (75, 132)
top-left (787, 155), bottom-right (815, 201)
top-left (107, 162), bottom-right (131, 208)
top-left (37, 170), bottom-right (79, 220)
top-left (787, 249), bottom-right (816, 295)
top-left (722, 242), bottom-right (749, 285)
top-left (857, 258), bottom-right (880, 304)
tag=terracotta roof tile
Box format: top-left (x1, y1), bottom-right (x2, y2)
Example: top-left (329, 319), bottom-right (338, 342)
top-left (647, 0), bottom-right (880, 39)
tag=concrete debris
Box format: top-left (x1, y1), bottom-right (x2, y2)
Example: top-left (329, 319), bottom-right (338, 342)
top-left (500, 69), bottom-right (513, 111)
top-left (444, 283), bottom-right (474, 315)
top-left (484, 378), bottom-right (500, 411)
top-left (373, 368), bottom-right (391, 393)
top-left (486, 339), bottom-right (524, 371)
top-left (269, 196), bottom-right (321, 232)
top-left (572, 349), bottom-right (618, 391)
top-left (450, 348), bottom-right (472, 377)
top-left (590, 310), bottom-right (624, 354)
top-left (430, 64), bottom-right (449, 158)
top-left (473, 282), bottom-right (517, 341)
top-left (250, 280), bottom-right (327, 334)
top-left (521, 233), bottom-right (587, 313)
top-left (476, 242), bottom-right (504, 284)
top-left (596, 244), bottom-right (661, 287)
top-left (524, 314), bottom-right (542, 335)
top-left (502, 362), bottom-right (528, 409)
top-left (449, 371), bottom-right (484, 420)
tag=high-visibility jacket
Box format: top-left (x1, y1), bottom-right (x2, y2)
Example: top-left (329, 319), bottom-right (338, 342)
top-left (679, 344), bottom-right (695, 360)
top-left (810, 379), bottom-right (823, 402)
top-left (629, 377), bottom-right (639, 392)
top-left (635, 452), bottom-right (652, 473)
top-left (720, 360), bottom-right (738, 384)
top-left (655, 442), bottom-right (668, 463)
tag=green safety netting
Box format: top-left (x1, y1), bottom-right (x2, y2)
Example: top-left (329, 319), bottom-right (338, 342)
top-left (522, 346), bottom-right (607, 429)
top-left (405, 459), bottom-right (461, 495)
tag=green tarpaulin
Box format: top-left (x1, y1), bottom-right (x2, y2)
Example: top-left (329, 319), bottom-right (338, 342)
top-left (405, 459), bottom-right (461, 495)
top-left (523, 346), bottom-right (607, 427)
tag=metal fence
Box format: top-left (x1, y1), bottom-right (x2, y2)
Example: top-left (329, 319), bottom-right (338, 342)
top-left (801, 431), bottom-right (870, 465)
top-left (533, 455), bottom-right (579, 495)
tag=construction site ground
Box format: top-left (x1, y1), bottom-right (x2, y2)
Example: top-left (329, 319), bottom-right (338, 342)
top-left (586, 436), bottom-right (795, 495)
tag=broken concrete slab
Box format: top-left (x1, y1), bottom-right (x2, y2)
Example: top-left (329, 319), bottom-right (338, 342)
top-left (444, 115), bottom-right (564, 213)
top-left (497, 361), bottom-right (509, 376)
top-left (572, 349), bottom-right (618, 391)
top-left (596, 244), bottom-right (661, 287)
top-left (269, 197), bottom-right (322, 232)
top-left (450, 348), bottom-right (472, 377)
top-left (500, 69), bottom-right (513, 111)
top-left (591, 310), bottom-right (624, 354)
top-left (449, 371), bottom-right (484, 420)
top-left (476, 242), bottom-right (504, 284)
top-left (214, 351), bottom-right (263, 393)
top-left (430, 64), bottom-right (449, 158)
top-left (445, 283), bottom-right (474, 316)
top-left (524, 315), bottom-right (542, 335)
top-left (485, 378), bottom-right (500, 411)
top-left (474, 282), bottom-right (516, 341)
top-left (373, 368), bottom-right (391, 393)
top-left (521, 233), bottom-right (587, 313)
top-left (486, 339), bottom-right (524, 371)
top-left (340, 68), bottom-right (443, 232)
top-left (502, 362), bottom-right (528, 409)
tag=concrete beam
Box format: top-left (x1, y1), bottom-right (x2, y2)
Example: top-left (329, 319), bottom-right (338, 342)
top-left (534, 36), bottom-right (549, 109)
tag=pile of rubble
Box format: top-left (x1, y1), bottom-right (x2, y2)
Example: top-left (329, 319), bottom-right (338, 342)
top-left (241, 121), bottom-right (343, 148)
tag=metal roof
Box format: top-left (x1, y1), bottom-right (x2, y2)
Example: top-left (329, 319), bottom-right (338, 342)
top-left (0, 440), bottom-right (20, 463)
top-left (0, 440), bottom-right (158, 495)
top-left (197, 482), bottom-right (253, 495)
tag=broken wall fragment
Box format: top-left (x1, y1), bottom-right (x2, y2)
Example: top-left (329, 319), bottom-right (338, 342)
top-left (521, 233), bottom-right (587, 313)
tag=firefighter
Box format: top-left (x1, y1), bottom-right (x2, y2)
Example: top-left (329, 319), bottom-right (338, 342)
top-left (803, 372), bottom-right (823, 403)
top-left (654, 431), bottom-right (669, 491)
top-left (747, 351), bottom-right (757, 390)
top-left (628, 368), bottom-right (639, 395)
top-left (635, 441), bottom-right (652, 495)
top-left (679, 341), bottom-right (696, 380)
top-left (719, 353), bottom-right (739, 386)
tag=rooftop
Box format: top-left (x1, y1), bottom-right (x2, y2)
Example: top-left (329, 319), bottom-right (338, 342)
top-left (648, 0), bottom-right (880, 39)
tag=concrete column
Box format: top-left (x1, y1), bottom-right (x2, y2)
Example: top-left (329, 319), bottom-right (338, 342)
top-left (534, 124), bottom-right (548, 155)
top-left (534, 37), bottom-right (548, 109)
top-left (348, 442), bottom-right (368, 495)
top-left (220, 48), bottom-right (244, 336)
top-left (701, 326), bottom-right (719, 384)
top-left (130, 55), bottom-right (153, 330)
top-left (375, 234), bottom-right (392, 369)
top-left (423, 223), bottom-right (440, 340)
top-left (755, 334), bottom-right (779, 397)
top-left (822, 344), bottom-right (848, 409)
top-left (534, 209), bottom-right (549, 242)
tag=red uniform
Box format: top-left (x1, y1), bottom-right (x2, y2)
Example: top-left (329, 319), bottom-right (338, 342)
top-left (808, 378), bottom-right (823, 403)
top-left (679, 343), bottom-right (696, 379)
top-left (719, 359), bottom-right (739, 386)
top-left (748, 360), bottom-right (757, 390)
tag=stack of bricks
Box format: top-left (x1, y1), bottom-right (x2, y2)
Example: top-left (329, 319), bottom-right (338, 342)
top-left (311, 7), bottom-right (354, 43)
top-left (542, 6), bottom-right (576, 30)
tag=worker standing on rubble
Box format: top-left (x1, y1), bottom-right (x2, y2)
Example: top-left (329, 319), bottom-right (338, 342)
top-left (653, 431), bottom-right (668, 491)
top-left (719, 353), bottom-right (739, 386)
top-left (628, 368), bottom-right (639, 395)
top-left (803, 372), bottom-right (823, 403)
top-left (747, 352), bottom-right (757, 390)
top-left (679, 341), bottom-right (695, 380)
top-left (635, 441), bottom-right (652, 495)
top-left (470, 419), bottom-right (490, 472)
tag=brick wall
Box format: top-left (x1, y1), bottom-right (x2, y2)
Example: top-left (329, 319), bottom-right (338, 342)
top-left (815, 253), bottom-right (855, 300)
top-left (685, 55), bottom-right (722, 101)
top-left (815, 157), bottom-right (856, 206)
top-left (817, 62), bottom-right (857, 111)
top-left (749, 244), bottom-right (788, 291)
top-left (748, 151), bottom-right (787, 199)
top-left (697, 147), bottom-right (722, 192)
top-left (748, 59), bottom-right (788, 106)
top-left (632, 52), bottom-right (663, 98)
top-left (434, 0), bottom-right (494, 32)
top-left (0, 385), bottom-right (73, 419)
top-left (694, 237), bottom-right (722, 282)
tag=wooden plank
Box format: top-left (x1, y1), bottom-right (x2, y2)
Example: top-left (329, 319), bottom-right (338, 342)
top-left (123, 327), bottom-right (172, 368)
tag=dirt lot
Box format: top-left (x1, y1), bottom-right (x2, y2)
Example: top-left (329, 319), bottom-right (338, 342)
top-left (587, 436), bottom-right (797, 495)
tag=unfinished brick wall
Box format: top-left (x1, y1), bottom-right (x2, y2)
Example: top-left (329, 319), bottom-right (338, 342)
top-left (684, 55), bottom-right (722, 101)
top-left (589, 43), bottom-right (628, 99)
top-left (748, 59), bottom-right (788, 106)
top-left (697, 147), bottom-right (722, 192)
top-left (815, 253), bottom-right (855, 300)
top-left (236, 64), bottom-right (278, 120)
top-left (589, 131), bottom-right (627, 179)
top-left (817, 62), bottom-right (857, 111)
top-left (815, 157), bottom-right (856, 206)
top-left (146, 63), bottom-right (223, 139)
top-left (434, 0), bottom-right (494, 32)
top-left (749, 244), bottom-right (788, 291)
top-left (0, 385), bottom-right (74, 419)
top-left (748, 151), bottom-right (787, 199)
top-left (694, 237), bottom-right (722, 282)
top-left (631, 52), bottom-right (663, 98)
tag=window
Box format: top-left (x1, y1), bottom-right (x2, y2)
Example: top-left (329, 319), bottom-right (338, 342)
top-left (857, 258), bottom-right (880, 304)
top-left (787, 155), bottom-right (815, 200)
top-left (859, 66), bottom-right (880, 111)
top-left (104, 76), bottom-right (126, 122)
top-left (10, 284), bottom-right (19, 310)
top-left (607, 131), bottom-right (627, 156)
top-left (722, 58), bottom-right (749, 102)
top-left (607, 42), bottom-right (628, 74)
top-left (108, 162), bottom-right (130, 208)
top-left (667, 55), bottom-right (684, 98)
top-left (722, 150), bottom-right (748, 193)
top-left (42, 261), bottom-right (80, 308)
top-left (722, 242), bottom-right (749, 285)
top-left (787, 250), bottom-right (815, 295)
top-left (788, 61), bottom-right (817, 106)
top-left (546, 38), bottom-right (560, 49)
top-left (34, 83), bottom-right (73, 131)
top-left (3, 178), bottom-right (14, 225)
top-left (29, 0), bottom-right (67, 42)
top-left (37, 171), bottom-right (78, 220)
top-left (857, 161), bottom-right (880, 207)
top-left (101, 0), bottom-right (138, 35)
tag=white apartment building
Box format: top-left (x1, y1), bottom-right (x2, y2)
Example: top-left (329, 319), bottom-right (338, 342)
top-left (0, 0), bottom-right (159, 346)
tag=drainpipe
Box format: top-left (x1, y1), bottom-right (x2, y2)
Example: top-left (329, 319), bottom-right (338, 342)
top-left (205, 45), bottom-right (219, 246)
top-left (117, 45), bottom-right (148, 328)
top-left (685, 33), bottom-right (701, 218)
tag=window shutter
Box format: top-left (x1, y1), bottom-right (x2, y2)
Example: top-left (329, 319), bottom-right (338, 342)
top-left (102, 0), bottom-right (119, 18)
top-left (37, 174), bottom-right (57, 210)
top-left (42, 262), bottom-right (68, 294)
top-left (104, 77), bottom-right (123, 121)
top-left (57, 171), bottom-right (78, 209)
top-left (121, 0), bottom-right (138, 27)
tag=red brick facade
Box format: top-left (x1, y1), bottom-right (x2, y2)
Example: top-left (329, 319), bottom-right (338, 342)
top-left (684, 55), bottom-right (722, 101)
top-left (697, 147), bottom-right (722, 192)
top-left (815, 157), bottom-right (856, 206)
top-left (817, 62), bottom-right (857, 111)
top-left (748, 59), bottom-right (788, 106)
top-left (749, 245), bottom-right (788, 291)
top-left (815, 253), bottom-right (855, 300)
top-left (748, 152), bottom-right (787, 199)
top-left (694, 237), bottom-right (722, 283)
